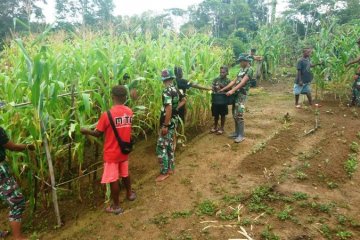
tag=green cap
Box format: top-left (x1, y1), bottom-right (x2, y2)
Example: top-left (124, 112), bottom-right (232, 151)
top-left (161, 68), bottom-right (175, 81)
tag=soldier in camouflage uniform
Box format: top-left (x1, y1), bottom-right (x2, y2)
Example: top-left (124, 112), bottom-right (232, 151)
top-left (351, 70), bottom-right (360, 106)
top-left (156, 69), bottom-right (185, 182)
top-left (0, 126), bottom-right (35, 240)
top-left (220, 55), bottom-right (254, 143)
top-left (345, 38), bottom-right (360, 106)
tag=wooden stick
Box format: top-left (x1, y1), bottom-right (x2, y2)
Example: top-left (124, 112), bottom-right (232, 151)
top-left (12, 89), bottom-right (99, 108)
top-left (40, 120), bottom-right (61, 227)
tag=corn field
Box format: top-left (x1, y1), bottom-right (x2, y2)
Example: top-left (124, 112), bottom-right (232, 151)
top-left (253, 19), bottom-right (360, 101)
top-left (0, 29), bottom-right (233, 214)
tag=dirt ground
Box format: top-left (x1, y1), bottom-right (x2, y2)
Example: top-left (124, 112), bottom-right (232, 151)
top-left (1, 78), bottom-right (360, 240)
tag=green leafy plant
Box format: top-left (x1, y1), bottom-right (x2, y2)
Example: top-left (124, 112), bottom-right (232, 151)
top-left (350, 142), bottom-right (359, 153)
top-left (344, 154), bottom-right (358, 178)
top-left (197, 200), bottom-right (217, 216)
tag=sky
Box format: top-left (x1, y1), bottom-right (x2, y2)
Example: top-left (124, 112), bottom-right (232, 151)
top-left (38, 0), bottom-right (287, 23)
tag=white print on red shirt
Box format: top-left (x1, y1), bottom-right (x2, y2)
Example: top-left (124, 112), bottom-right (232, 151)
top-left (114, 115), bottom-right (133, 128)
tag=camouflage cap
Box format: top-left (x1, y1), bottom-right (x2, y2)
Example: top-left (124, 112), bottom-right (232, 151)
top-left (238, 54), bottom-right (251, 62)
top-left (161, 68), bottom-right (175, 81)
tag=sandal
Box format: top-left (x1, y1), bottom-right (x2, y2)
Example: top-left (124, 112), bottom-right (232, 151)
top-left (216, 129), bottom-right (224, 135)
top-left (0, 231), bottom-right (9, 238)
top-left (126, 191), bottom-right (137, 201)
top-left (210, 128), bottom-right (218, 134)
top-left (105, 205), bottom-right (124, 215)
top-left (295, 105), bottom-right (301, 109)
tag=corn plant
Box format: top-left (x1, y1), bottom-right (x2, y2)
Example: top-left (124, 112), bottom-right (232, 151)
top-left (0, 28), bottom-right (233, 218)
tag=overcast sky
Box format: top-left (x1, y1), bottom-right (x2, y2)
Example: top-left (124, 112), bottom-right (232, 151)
top-left (39, 0), bottom-right (287, 23)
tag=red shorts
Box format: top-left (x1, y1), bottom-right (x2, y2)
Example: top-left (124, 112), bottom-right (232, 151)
top-left (101, 161), bottom-right (129, 184)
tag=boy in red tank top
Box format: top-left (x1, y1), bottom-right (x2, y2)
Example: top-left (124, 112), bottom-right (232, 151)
top-left (81, 85), bottom-right (136, 214)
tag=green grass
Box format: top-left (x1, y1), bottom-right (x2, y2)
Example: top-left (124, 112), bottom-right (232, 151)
top-left (197, 200), bottom-right (217, 216)
top-left (150, 214), bottom-right (169, 226)
top-left (350, 142), bottom-right (359, 153)
top-left (261, 226), bottom-right (280, 240)
top-left (171, 211), bottom-right (192, 219)
top-left (296, 171), bottom-right (308, 180)
top-left (336, 231), bottom-right (353, 240)
top-left (344, 154), bottom-right (358, 178)
top-left (277, 205), bottom-right (293, 221)
top-left (292, 192), bottom-right (309, 201)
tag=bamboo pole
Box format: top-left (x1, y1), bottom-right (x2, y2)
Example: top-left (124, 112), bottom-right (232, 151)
top-left (40, 120), bottom-right (61, 227)
top-left (68, 84), bottom-right (76, 190)
top-left (12, 89), bottom-right (99, 108)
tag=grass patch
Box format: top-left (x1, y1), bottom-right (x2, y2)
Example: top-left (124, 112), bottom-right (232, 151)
top-left (261, 225), bottom-right (280, 240)
top-left (296, 170), bottom-right (308, 180)
top-left (248, 186), bottom-right (274, 213)
top-left (172, 211), bottom-right (192, 219)
top-left (150, 214), bottom-right (169, 226)
top-left (277, 205), bottom-right (293, 221)
top-left (222, 194), bottom-right (243, 204)
top-left (350, 142), bottom-right (359, 153)
top-left (336, 231), bottom-right (353, 240)
top-left (197, 200), bottom-right (217, 216)
top-left (344, 154), bottom-right (358, 178)
top-left (292, 192), bottom-right (309, 201)
top-left (327, 181), bottom-right (339, 189)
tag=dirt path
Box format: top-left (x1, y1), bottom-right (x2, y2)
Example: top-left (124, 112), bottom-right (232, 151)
top-left (2, 80), bottom-right (359, 240)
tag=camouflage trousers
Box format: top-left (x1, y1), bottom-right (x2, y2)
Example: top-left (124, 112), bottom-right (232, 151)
top-left (156, 128), bottom-right (176, 175)
top-left (353, 88), bottom-right (360, 106)
top-left (0, 162), bottom-right (25, 222)
top-left (232, 93), bottom-right (247, 122)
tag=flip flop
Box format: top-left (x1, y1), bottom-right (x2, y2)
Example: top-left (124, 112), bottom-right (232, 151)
top-left (210, 128), bottom-right (218, 134)
top-left (216, 129), bottom-right (224, 135)
top-left (126, 191), bottom-right (137, 201)
top-left (105, 205), bottom-right (124, 215)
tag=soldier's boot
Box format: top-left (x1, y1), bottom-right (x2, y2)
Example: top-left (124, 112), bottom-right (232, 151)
top-left (234, 121), bottom-right (245, 143)
top-left (228, 121), bottom-right (239, 139)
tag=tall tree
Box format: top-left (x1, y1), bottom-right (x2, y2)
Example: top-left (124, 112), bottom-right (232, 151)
top-left (0, 0), bottom-right (44, 42)
top-left (55, 0), bottom-right (114, 27)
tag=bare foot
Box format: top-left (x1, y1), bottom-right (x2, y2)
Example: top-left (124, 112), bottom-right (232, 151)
top-left (155, 174), bottom-right (170, 182)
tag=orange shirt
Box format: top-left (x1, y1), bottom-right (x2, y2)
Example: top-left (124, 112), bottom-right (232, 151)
top-left (96, 105), bottom-right (133, 163)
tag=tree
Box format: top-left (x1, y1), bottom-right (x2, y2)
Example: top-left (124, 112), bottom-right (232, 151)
top-left (0, 0), bottom-right (44, 42)
top-left (55, 0), bottom-right (114, 27)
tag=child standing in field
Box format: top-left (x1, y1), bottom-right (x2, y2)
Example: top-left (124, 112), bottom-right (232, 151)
top-left (0, 126), bottom-right (35, 240)
top-left (81, 85), bottom-right (136, 215)
top-left (220, 55), bottom-right (253, 143)
top-left (210, 66), bottom-right (231, 135)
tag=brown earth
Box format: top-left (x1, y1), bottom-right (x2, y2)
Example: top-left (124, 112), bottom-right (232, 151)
top-left (1, 79), bottom-right (360, 240)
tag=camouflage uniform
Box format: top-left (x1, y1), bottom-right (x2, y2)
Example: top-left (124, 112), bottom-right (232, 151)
top-left (156, 84), bottom-right (180, 174)
top-left (233, 67), bottom-right (254, 121)
top-left (352, 74), bottom-right (360, 106)
top-left (0, 127), bottom-right (25, 222)
top-left (230, 63), bottom-right (254, 143)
